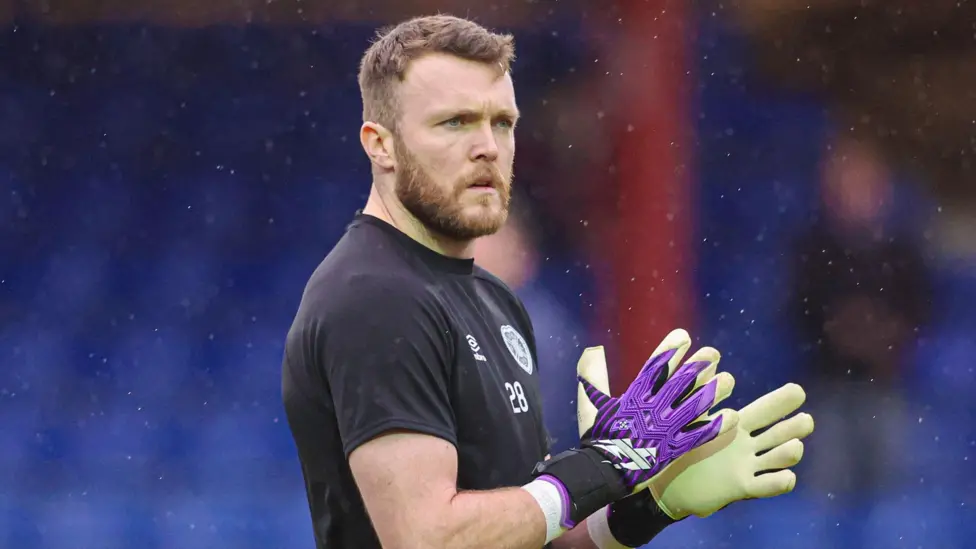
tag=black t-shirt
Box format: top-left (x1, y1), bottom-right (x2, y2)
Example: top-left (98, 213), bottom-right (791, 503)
top-left (282, 213), bottom-right (552, 548)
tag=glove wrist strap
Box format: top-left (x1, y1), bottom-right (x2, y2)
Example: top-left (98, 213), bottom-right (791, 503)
top-left (528, 448), bottom-right (628, 527)
top-left (606, 490), bottom-right (677, 547)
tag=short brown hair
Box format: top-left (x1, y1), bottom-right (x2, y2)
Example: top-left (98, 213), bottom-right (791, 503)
top-left (358, 15), bottom-right (516, 130)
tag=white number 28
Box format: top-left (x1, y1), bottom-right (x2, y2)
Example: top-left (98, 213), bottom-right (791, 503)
top-left (505, 381), bottom-right (529, 414)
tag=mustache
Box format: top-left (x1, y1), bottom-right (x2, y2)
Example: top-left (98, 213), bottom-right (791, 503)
top-left (460, 167), bottom-right (509, 189)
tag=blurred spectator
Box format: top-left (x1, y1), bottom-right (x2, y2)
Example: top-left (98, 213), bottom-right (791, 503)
top-left (474, 201), bottom-right (585, 453)
top-left (790, 135), bottom-right (933, 501)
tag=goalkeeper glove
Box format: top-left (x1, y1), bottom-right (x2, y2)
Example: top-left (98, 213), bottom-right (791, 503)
top-left (576, 328), bottom-right (738, 492)
top-left (523, 329), bottom-right (737, 544)
top-left (579, 344), bottom-right (816, 548)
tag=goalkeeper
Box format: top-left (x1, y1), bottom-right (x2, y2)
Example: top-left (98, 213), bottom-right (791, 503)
top-left (280, 13), bottom-right (814, 549)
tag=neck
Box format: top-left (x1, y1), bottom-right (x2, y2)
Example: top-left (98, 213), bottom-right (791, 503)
top-left (362, 184), bottom-right (476, 259)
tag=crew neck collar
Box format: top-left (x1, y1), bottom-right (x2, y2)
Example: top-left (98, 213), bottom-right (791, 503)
top-left (353, 212), bottom-right (475, 275)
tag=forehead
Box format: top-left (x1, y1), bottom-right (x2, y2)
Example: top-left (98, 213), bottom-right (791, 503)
top-left (398, 53), bottom-right (516, 118)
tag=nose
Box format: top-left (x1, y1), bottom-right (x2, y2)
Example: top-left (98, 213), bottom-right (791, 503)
top-left (469, 123), bottom-right (499, 162)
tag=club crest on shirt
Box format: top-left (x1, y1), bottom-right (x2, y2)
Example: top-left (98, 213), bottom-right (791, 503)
top-left (500, 324), bottom-right (533, 375)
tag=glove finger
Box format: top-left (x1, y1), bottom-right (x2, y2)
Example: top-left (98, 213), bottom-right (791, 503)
top-left (753, 412), bottom-right (815, 452)
top-left (683, 346), bottom-right (721, 389)
top-left (747, 469), bottom-right (797, 499)
top-left (578, 377), bottom-right (614, 437)
top-left (656, 352), bottom-right (715, 408)
top-left (680, 407), bottom-right (739, 446)
top-left (673, 371), bottom-right (735, 418)
top-left (708, 372), bottom-right (735, 408)
top-left (577, 346), bottom-right (611, 438)
top-left (577, 346), bottom-right (612, 394)
top-left (683, 351), bottom-right (732, 422)
top-left (739, 383), bottom-right (807, 433)
top-left (640, 328), bottom-right (692, 381)
top-left (709, 407), bottom-right (739, 436)
top-left (755, 439), bottom-right (804, 471)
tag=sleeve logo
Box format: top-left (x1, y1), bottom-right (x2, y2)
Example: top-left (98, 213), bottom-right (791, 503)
top-left (465, 334), bottom-right (487, 362)
top-left (500, 324), bottom-right (533, 375)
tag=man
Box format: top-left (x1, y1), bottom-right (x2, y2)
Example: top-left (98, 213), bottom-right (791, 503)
top-left (282, 14), bottom-right (813, 549)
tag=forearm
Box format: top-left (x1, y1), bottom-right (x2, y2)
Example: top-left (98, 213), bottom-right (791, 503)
top-left (439, 487), bottom-right (634, 549)
top-left (444, 490), bottom-right (608, 549)
top-left (430, 449), bottom-right (627, 549)
top-left (439, 487), bottom-right (548, 549)
top-left (355, 436), bottom-right (630, 549)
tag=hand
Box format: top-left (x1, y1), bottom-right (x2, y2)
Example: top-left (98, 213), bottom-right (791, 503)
top-left (577, 329), bottom-right (738, 495)
top-left (649, 381), bottom-right (815, 519)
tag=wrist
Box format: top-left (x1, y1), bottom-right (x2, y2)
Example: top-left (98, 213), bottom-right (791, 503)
top-left (605, 490), bottom-right (676, 547)
top-left (522, 476), bottom-right (573, 544)
top-left (585, 506), bottom-right (630, 549)
top-left (523, 448), bottom-right (628, 543)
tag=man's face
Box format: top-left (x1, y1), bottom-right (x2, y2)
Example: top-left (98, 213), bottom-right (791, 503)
top-left (392, 53), bottom-right (518, 241)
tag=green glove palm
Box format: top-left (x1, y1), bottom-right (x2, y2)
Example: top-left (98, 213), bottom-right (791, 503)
top-left (577, 343), bottom-right (815, 520)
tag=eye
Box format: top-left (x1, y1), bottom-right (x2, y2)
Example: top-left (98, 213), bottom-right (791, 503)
top-left (443, 117), bottom-right (463, 128)
top-left (495, 115), bottom-right (519, 130)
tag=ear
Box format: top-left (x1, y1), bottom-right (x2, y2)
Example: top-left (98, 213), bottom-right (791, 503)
top-left (360, 122), bottom-right (396, 171)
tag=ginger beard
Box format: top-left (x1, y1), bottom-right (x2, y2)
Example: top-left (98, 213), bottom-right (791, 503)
top-left (393, 133), bottom-right (512, 242)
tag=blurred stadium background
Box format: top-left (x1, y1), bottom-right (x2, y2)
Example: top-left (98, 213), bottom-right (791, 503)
top-left (3, 0), bottom-right (976, 547)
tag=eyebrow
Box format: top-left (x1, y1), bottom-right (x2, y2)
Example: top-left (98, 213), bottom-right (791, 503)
top-left (430, 107), bottom-right (521, 122)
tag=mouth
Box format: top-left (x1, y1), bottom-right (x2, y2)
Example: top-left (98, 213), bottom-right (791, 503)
top-left (467, 178), bottom-right (496, 190)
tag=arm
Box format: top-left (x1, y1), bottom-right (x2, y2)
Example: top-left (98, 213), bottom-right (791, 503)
top-left (351, 432), bottom-right (550, 549)
top-left (352, 436), bottom-right (606, 549)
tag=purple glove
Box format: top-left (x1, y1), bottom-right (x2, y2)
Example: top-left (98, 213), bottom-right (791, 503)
top-left (577, 328), bottom-right (736, 494)
top-left (523, 330), bottom-right (736, 540)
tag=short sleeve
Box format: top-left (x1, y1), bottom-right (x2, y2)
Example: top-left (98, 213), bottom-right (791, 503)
top-left (317, 277), bottom-right (457, 457)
